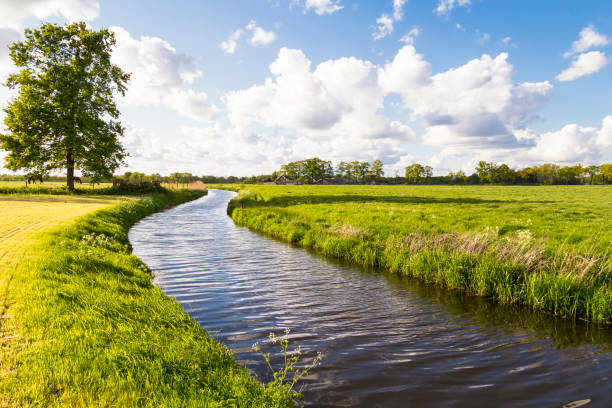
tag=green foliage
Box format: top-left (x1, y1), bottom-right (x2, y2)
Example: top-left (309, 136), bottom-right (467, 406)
top-left (1, 190), bottom-right (296, 407)
top-left (405, 163), bottom-right (433, 183)
top-left (281, 158), bottom-right (334, 183)
top-left (223, 184), bottom-right (612, 322)
top-left (0, 22), bottom-right (130, 191)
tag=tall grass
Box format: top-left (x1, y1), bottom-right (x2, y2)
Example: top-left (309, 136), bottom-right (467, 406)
top-left (0, 190), bottom-right (296, 407)
top-left (223, 185), bottom-right (612, 323)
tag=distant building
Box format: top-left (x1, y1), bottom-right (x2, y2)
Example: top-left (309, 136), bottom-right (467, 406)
top-left (274, 175), bottom-right (299, 185)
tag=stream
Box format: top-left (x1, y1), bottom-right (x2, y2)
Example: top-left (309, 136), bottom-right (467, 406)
top-left (129, 189), bottom-right (612, 407)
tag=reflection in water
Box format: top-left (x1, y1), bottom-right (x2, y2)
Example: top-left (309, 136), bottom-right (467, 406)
top-left (129, 190), bottom-right (612, 407)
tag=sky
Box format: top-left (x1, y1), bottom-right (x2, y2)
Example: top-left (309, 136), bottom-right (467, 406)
top-left (1, 0), bottom-right (612, 176)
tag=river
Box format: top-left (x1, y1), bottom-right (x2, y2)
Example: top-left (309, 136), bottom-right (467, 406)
top-left (129, 189), bottom-right (612, 407)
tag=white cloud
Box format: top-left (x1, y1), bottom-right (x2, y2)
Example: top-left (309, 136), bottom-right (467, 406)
top-left (0, 0), bottom-right (99, 29)
top-left (393, 0), bottom-right (407, 21)
top-left (399, 27), bottom-right (420, 45)
top-left (373, 14), bottom-right (394, 40)
top-left (220, 29), bottom-right (242, 54)
top-left (111, 26), bottom-right (219, 122)
top-left (524, 116), bottom-right (612, 162)
top-left (435, 0), bottom-right (471, 17)
top-left (223, 47), bottom-right (415, 170)
top-left (597, 115), bottom-right (612, 148)
top-left (220, 21), bottom-right (276, 54)
top-left (373, 0), bottom-right (408, 40)
top-left (301, 0), bottom-right (343, 15)
top-left (380, 47), bottom-right (552, 150)
top-left (563, 24), bottom-right (610, 58)
top-left (556, 51), bottom-right (610, 82)
top-left (246, 20), bottom-right (276, 46)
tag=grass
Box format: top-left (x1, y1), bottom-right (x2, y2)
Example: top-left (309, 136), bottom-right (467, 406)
top-left (0, 190), bottom-right (297, 407)
top-left (218, 184), bottom-right (612, 322)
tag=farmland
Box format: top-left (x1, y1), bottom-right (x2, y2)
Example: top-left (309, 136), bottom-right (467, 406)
top-left (224, 184), bottom-right (612, 321)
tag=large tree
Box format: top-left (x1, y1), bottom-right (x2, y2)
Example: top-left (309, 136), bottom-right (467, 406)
top-left (0, 22), bottom-right (130, 190)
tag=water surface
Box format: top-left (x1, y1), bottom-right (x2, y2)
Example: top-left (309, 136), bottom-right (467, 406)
top-left (129, 189), bottom-right (612, 407)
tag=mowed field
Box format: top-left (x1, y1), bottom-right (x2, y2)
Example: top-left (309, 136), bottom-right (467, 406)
top-left (0, 195), bottom-right (130, 375)
top-left (0, 195), bottom-right (128, 273)
top-left (224, 184), bottom-right (612, 321)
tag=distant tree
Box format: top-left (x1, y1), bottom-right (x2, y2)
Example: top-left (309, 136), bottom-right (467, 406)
top-left (600, 163), bottom-right (612, 184)
top-left (582, 165), bottom-right (600, 185)
top-left (476, 161), bottom-right (497, 183)
top-left (405, 163), bottom-right (432, 184)
top-left (0, 22), bottom-right (130, 191)
top-left (336, 161), bottom-right (348, 178)
top-left (348, 161), bottom-right (370, 183)
top-left (537, 163), bottom-right (559, 185)
top-left (492, 164), bottom-right (516, 184)
top-left (448, 170), bottom-right (467, 184)
top-left (370, 159), bottom-right (384, 179)
top-left (557, 165), bottom-right (582, 184)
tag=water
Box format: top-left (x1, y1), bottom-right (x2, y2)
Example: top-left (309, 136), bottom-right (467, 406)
top-left (129, 189), bottom-right (612, 407)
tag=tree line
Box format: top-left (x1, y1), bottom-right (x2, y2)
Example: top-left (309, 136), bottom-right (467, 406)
top-left (268, 159), bottom-right (612, 185)
top-left (279, 158), bottom-right (384, 183)
top-left (3, 160), bottom-right (612, 186)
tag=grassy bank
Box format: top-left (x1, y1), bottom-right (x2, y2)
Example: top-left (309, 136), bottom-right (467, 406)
top-left (0, 190), bottom-right (295, 407)
top-left (220, 185), bottom-right (612, 323)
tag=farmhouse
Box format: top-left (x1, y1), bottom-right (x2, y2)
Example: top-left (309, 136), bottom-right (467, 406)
top-left (274, 175), bottom-right (299, 185)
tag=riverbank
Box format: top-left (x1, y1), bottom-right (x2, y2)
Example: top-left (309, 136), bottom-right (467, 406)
top-left (0, 190), bottom-right (295, 407)
top-left (221, 185), bottom-right (612, 323)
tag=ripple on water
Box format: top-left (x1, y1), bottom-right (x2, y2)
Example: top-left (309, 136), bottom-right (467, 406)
top-left (129, 189), bottom-right (612, 408)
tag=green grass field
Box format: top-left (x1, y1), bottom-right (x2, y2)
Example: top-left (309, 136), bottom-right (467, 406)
top-left (0, 190), bottom-right (296, 407)
top-left (221, 184), bottom-right (612, 322)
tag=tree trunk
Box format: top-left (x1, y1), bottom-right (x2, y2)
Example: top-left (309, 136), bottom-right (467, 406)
top-left (66, 151), bottom-right (75, 191)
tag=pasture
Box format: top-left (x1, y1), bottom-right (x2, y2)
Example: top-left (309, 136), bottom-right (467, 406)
top-left (224, 184), bottom-right (612, 321)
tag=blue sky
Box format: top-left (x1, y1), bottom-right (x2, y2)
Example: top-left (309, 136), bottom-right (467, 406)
top-left (1, 0), bottom-right (612, 176)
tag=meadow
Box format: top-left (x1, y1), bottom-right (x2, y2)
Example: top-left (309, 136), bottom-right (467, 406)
top-left (223, 184), bottom-right (612, 322)
top-left (0, 189), bottom-right (296, 407)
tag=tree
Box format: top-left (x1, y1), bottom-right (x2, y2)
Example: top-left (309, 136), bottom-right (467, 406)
top-left (405, 163), bottom-right (432, 184)
top-left (370, 159), bottom-right (384, 179)
top-left (0, 22), bottom-right (130, 191)
top-left (600, 163), bottom-right (612, 184)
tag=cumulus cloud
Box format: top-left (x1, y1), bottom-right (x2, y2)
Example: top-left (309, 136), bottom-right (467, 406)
top-left (563, 24), bottom-right (610, 58)
top-left (111, 26), bottom-right (219, 122)
top-left (246, 20), bottom-right (276, 45)
top-left (220, 29), bottom-right (242, 54)
top-left (556, 51), bottom-right (610, 81)
top-left (399, 27), bottom-right (420, 45)
top-left (373, 14), bottom-right (395, 40)
top-left (380, 47), bottom-right (552, 151)
top-left (223, 47), bottom-right (415, 169)
top-left (435, 0), bottom-right (471, 17)
top-left (0, 0), bottom-right (99, 29)
top-left (393, 0), bottom-right (408, 21)
top-left (373, 0), bottom-right (408, 40)
top-left (220, 21), bottom-right (276, 54)
top-left (300, 0), bottom-right (343, 15)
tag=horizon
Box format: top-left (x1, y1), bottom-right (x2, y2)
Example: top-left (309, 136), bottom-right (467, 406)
top-left (1, 0), bottom-right (612, 177)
